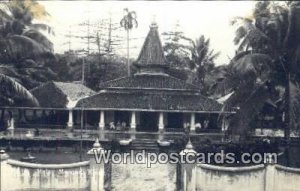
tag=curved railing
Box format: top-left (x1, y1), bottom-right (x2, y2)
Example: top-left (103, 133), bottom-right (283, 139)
top-left (7, 159), bottom-right (90, 169)
top-left (197, 163), bottom-right (265, 172)
top-left (275, 164), bottom-right (300, 173)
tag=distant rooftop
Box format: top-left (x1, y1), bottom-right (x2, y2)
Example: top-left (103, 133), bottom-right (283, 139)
top-left (31, 81), bottom-right (95, 108)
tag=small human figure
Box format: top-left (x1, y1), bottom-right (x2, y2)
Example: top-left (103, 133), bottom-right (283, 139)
top-left (109, 122), bottom-right (115, 130)
top-left (116, 121), bottom-right (121, 131)
top-left (185, 122), bottom-right (191, 132)
top-left (34, 127), bottom-right (40, 136)
top-left (203, 120), bottom-right (209, 129)
top-left (121, 122), bottom-right (127, 131)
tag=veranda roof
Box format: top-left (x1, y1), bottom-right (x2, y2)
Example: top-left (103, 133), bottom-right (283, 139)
top-left (76, 90), bottom-right (223, 113)
top-left (99, 74), bottom-right (199, 91)
top-left (30, 81), bottom-right (95, 108)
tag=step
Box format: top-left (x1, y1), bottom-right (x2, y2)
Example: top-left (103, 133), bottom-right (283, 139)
top-left (130, 146), bottom-right (159, 151)
top-left (131, 143), bottom-right (158, 146)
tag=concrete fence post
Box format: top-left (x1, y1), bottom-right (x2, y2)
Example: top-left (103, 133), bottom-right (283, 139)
top-left (264, 154), bottom-right (275, 191)
top-left (0, 150), bottom-right (10, 191)
top-left (87, 139), bottom-right (105, 191)
top-left (180, 140), bottom-right (197, 191)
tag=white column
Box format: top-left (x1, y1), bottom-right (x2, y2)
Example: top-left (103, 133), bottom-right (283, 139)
top-left (98, 111), bottom-right (105, 129)
top-left (87, 139), bottom-right (105, 191)
top-left (190, 113), bottom-right (195, 131)
top-left (265, 154), bottom-right (275, 191)
top-left (67, 109), bottom-right (73, 128)
top-left (130, 111), bottom-right (136, 129)
top-left (158, 112), bottom-right (164, 130)
top-left (7, 118), bottom-right (14, 130)
top-left (7, 110), bottom-right (15, 130)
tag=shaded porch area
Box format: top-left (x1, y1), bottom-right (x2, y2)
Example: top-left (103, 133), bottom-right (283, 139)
top-left (0, 107), bottom-right (224, 134)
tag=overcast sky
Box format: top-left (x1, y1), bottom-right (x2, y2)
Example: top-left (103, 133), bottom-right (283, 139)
top-left (39, 1), bottom-right (256, 65)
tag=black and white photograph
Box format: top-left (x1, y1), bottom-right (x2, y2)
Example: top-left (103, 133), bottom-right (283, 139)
top-left (0, 1), bottom-right (300, 191)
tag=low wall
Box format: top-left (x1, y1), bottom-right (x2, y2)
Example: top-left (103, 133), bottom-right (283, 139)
top-left (196, 164), bottom-right (265, 191)
top-left (1, 159), bottom-right (90, 191)
top-left (187, 163), bottom-right (300, 191)
top-left (273, 165), bottom-right (300, 191)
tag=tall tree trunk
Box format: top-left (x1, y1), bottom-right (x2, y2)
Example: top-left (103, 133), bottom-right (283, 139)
top-left (284, 75), bottom-right (291, 166)
top-left (127, 30), bottom-right (130, 77)
top-left (82, 57), bottom-right (85, 85)
top-left (284, 72), bottom-right (291, 140)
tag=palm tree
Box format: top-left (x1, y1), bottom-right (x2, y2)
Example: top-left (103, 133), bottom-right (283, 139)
top-left (0, 70), bottom-right (39, 130)
top-left (120, 8), bottom-right (138, 76)
top-left (189, 35), bottom-right (220, 94)
top-left (0, 0), bottom-right (57, 89)
top-left (216, 2), bottom-right (300, 139)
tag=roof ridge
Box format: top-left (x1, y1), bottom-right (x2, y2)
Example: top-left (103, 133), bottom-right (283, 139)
top-left (30, 81), bottom-right (54, 92)
top-left (166, 75), bottom-right (200, 89)
top-left (99, 76), bottom-right (128, 85)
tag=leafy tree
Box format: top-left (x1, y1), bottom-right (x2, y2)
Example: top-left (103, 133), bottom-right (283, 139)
top-left (162, 26), bottom-right (220, 95)
top-left (120, 8), bottom-right (138, 76)
top-left (216, 1), bottom-right (300, 139)
top-left (189, 35), bottom-right (220, 95)
top-left (57, 52), bottom-right (128, 90)
top-left (0, 70), bottom-right (39, 130)
top-left (162, 23), bottom-right (191, 69)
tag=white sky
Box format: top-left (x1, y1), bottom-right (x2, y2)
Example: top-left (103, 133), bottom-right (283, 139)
top-left (39, 1), bottom-right (256, 65)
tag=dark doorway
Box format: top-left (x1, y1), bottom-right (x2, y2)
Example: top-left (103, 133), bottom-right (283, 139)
top-left (139, 112), bottom-right (158, 132)
top-left (167, 112), bottom-right (183, 129)
top-left (114, 111), bottom-right (130, 125)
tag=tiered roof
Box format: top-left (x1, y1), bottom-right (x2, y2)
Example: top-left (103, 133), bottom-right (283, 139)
top-left (76, 22), bottom-right (224, 113)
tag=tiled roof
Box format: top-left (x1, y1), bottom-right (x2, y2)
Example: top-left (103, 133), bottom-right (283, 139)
top-left (52, 82), bottom-right (95, 101)
top-left (30, 81), bottom-right (95, 108)
top-left (136, 22), bottom-right (166, 66)
top-left (99, 75), bottom-right (199, 91)
top-left (76, 91), bottom-right (222, 112)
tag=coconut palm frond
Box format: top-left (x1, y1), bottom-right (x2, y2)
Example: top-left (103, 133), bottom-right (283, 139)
top-left (4, 35), bottom-right (52, 64)
top-left (208, 51), bottom-right (220, 61)
top-left (233, 17), bottom-right (273, 50)
top-left (23, 29), bottom-right (54, 51)
top-left (230, 52), bottom-right (272, 79)
top-left (0, 73), bottom-right (39, 106)
top-left (0, 6), bottom-right (13, 23)
top-left (0, 65), bottom-right (18, 78)
top-left (120, 9), bottom-right (138, 30)
top-left (30, 23), bottom-right (55, 35)
top-left (213, 69), bottom-right (241, 97)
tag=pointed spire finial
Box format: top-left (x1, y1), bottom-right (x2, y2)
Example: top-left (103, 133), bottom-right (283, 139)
top-left (180, 139), bottom-right (197, 156)
top-left (150, 15), bottom-right (158, 29)
top-left (87, 138), bottom-right (104, 155)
